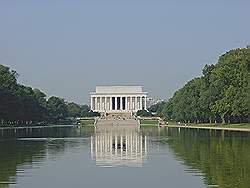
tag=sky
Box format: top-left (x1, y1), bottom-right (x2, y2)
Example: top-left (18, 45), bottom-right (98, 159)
top-left (0, 0), bottom-right (249, 104)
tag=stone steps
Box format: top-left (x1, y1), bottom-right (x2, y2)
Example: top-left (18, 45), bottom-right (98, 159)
top-left (96, 119), bottom-right (139, 126)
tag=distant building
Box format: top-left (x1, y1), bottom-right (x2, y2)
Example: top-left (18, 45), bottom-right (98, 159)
top-left (147, 97), bottom-right (154, 108)
top-left (90, 86), bottom-right (148, 113)
top-left (155, 99), bottom-right (164, 105)
top-left (147, 98), bottom-right (164, 108)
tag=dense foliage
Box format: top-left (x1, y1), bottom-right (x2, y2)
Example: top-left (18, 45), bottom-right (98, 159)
top-left (157, 47), bottom-right (249, 124)
top-left (137, 110), bottom-right (152, 117)
top-left (0, 64), bottom-right (95, 125)
top-left (67, 103), bottom-right (99, 118)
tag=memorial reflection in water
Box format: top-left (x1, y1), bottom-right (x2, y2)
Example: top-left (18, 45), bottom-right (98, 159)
top-left (91, 126), bottom-right (147, 167)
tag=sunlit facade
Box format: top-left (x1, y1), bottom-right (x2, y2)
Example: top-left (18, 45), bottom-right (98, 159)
top-left (90, 86), bottom-right (148, 113)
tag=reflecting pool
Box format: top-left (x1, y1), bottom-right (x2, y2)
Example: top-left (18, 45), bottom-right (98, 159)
top-left (0, 126), bottom-right (249, 188)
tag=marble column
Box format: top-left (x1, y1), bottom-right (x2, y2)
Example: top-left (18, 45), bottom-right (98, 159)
top-left (115, 96), bottom-right (117, 110)
top-left (129, 96), bottom-right (131, 110)
top-left (132, 97), bottom-right (134, 110)
top-left (96, 97), bottom-right (99, 110)
top-left (91, 97), bottom-right (93, 111)
top-left (94, 97), bottom-right (96, 110)
top-left (138, 97), bottom-right (140, 111)
top-left (101, 97), bottom-right (104, 111)
top-left (144, 96), bottom-right (147, 110)
top-left (134, 97), bottom-right (136, 111)
top-left (105, 97), bottom-right (108, 111)
top-left (126, 97), bottom-right (128, 110)
top-left (131, 97), bottom-right (133, 110)
top-left (136, 97), bottom-right (139, 111)
top-left (100, 97), bottom-right (102, 111)
top-left (140, 97), bottom-right (143, 110)
top-left (120, 97), bottom-right (122, 110)
top-left (95, 97), bottom-right (98, 110)
top-left (133, 97), bottom-right (135, 110)
top-left (98, 97), bottom-right (100, 111)
top-left (127, 97), bottom-right (130, 110)
top-left (110, 97), bottom-right (112, 111)
top-left (120, 96), bottom-right (122, 110)
top-left (104, 97), bottom-right (107, 111)
top-left (101, 97), bottom-right (103, 111)
top-left (107, 97), bottom-right (110, 111)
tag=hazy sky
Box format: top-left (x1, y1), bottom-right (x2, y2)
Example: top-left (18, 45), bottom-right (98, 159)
top-left (1, 0), bottom-right (249, 104)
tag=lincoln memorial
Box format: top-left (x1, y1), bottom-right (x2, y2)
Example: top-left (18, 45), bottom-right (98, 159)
top-left (90, 86), bottom-right (148, 114)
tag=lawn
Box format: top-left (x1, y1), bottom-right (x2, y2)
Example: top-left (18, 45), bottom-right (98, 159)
top-left (140, 120), bottom-right (158, 126)
top-left (80, 119), bottom-right (95, 126)
top-left (177, 123), bottom-right (250, 129)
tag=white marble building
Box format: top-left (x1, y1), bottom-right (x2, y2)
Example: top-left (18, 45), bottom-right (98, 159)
top-left (90, 86), bottom-right (148, 113)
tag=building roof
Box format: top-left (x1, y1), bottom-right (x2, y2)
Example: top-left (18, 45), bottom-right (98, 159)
top-left (91, 85), bottom-right (147, 94)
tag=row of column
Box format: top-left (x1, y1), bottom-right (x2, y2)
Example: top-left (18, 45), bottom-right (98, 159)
top-left (91, 96), bottom-right (147, 112)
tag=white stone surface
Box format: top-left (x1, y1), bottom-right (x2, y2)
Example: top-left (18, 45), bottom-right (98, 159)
top-left (96, 86), bottom-right (143, 94)
top-left (90, 86), bottom-right (148, 113)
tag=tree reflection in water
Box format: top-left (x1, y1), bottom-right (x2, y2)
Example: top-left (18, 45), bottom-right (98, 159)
top-left (0, 126), bottom-right (249, 188)
top-left (141, 127), bottom-right (250, 188)
top-left (0, 126), bottom-right (94, 187)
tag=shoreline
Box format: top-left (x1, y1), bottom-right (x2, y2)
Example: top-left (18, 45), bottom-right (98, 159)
top-left (1, 123), bottom-right (250, 132)
top-left (167, 125), bottom-right (250, 132)
top-left (141, 124), bottom-right (250, 132)
top-left (0, 124), bottom-right (75, 130)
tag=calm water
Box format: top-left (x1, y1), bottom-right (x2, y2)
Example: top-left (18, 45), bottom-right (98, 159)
top-left (0, 126), bottom-right (249, 188)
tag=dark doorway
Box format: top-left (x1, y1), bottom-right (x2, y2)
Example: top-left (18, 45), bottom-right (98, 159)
top-left (112, 97), bottom-right (115, 110)
top-left (117, 97), bottom-right (121, 110)
top-left (122, 97), bottom-right (126, 110)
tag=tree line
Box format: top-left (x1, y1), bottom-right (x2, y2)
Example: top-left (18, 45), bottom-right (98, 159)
top-left (155, 47), bottom-right (249, 124)
top-left (0, 64), bottom-right (97, 126)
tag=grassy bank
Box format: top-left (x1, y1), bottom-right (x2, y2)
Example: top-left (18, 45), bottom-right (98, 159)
top-left (0, 124), bottom-right (75, 130)
top-left (140, 121), bottom-right (250, 129)
top-left (79, 119), bottom-right (95, 126)
top-left (166, 124), bottom-right (250, 132)
top-left (187, 123), bottom-right (250, 129)
top-left (140, 120), bottom-right (158, 126)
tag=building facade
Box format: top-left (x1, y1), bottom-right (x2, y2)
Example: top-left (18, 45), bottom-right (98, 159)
top-left (90, 86), bottom-right (148, 113)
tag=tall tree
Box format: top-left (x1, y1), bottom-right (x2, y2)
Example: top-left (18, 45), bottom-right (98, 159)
top-left (67, 102), bottom-right (82, 117)
top-left (47, 96), bottom-right (69, 121)
top-left (156, 47), bottom-right (250, 124)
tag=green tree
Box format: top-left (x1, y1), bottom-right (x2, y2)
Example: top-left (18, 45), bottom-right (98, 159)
top-left (0, 64), bottom-right (18, 92)
top-left (67, 102), bottom-right (82, 117)
top-left (47, 96), bottom-right (68, 121)
top-left (157, 47), bottom-right (249, 124)
top-left (137, 110), bottom-right (151, 117)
